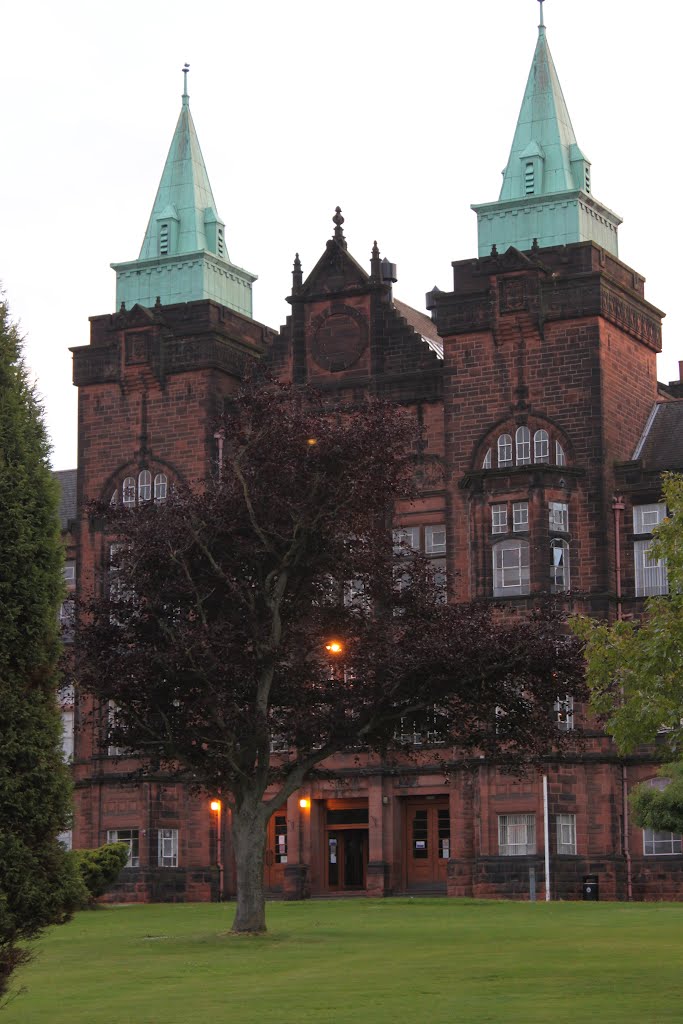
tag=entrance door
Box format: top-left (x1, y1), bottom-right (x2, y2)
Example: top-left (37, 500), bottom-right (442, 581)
top-left (405, 800), bottom-right (450, 891)
top-left (327, 829), bottom-right (367, 890)
top-left (264, 810), bottom-right (288, 893)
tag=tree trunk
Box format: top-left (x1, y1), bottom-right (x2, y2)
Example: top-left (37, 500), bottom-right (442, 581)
top-left (231, 797), bottom-right (268, 933)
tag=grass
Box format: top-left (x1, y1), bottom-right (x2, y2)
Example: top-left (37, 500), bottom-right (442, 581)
top-left (4, 899), bottom-right (683, 1024)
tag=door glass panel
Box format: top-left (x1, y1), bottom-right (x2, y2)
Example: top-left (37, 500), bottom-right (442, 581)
top-left (438, 809), bottom-right (451, 859)
top-left (413, 809), bottom-right (428, 858)
top-left (328, 833), bottom-right (339, 886)
top-left (274, 815), bottom-right (287, 864)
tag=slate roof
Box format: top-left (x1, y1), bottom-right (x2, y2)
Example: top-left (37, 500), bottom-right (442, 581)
top-left (54, 469), bottom-right (77, 530)
top-left (632, 402), bottom-right (683, 471)
top-left (393, 298), bottom-right (444, 359)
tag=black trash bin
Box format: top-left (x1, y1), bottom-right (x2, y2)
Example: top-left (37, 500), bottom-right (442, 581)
top-left (582, 874), bottom-right (599, 901)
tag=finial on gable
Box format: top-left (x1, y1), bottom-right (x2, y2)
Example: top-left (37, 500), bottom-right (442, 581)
top-left (292, 253), bottom-right (303, 292)
top-left (370, 240), bottom-right (381, 281)
top-left (332, 206), bottom-right (347, 249)
top-left (182, 63), bottom-right (190, 107)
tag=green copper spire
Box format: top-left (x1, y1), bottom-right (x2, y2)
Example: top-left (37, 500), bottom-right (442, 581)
top-left (112, 67), bottom-right (256, 315)
top-left (472, 3), bottom-right (622, 257)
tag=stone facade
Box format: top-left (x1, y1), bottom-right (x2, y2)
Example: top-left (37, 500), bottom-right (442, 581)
top-left (62, 215), bottom-right (683, 904)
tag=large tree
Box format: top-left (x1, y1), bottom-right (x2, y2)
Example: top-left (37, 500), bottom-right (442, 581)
top-left (76, 374), bottom-right (585, 933)
top-left (574, 473), bottom-right (683, 832)
top-left (0, 296), bottom-right (84, 1000)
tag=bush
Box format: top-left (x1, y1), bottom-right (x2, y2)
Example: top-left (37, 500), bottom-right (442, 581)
top-left (72, 844), bottom-right (130, 905)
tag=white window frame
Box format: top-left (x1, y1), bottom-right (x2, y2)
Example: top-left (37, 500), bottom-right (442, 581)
top-left (493, 540), bottom-right (530, 597)
top-left (431, 558), bottom-right (447, 602)
top-left (107, 828), bottom-right (140, 867)
top-left (556, 813), bottom-right (577, 855)
top-left (107, 700), bottom-right (126, 757)
top-left (392, 526), bottom-right (420, 555)
top-left (491, 504), bottom-right (508, 535)
top-left (641, 778), bottom-right (681, 855)
top-left (158, 828), bottom-right (179, 867)
top-left (549, 501), bottom-right (569, 533)
top-left (425, 525), bottom-right (446, 555)
top-left (138, 470), bottom-right (152, 502)
top-left (550, 539), bottom-right (570, 592)
top-left (497, 434), bottom-right (513, 468)
top-left (498, 813), bottom-right (536, 855)
top-left (515, 426), bottom-right (531, 465)
top-left (482, 449), bottom-right (492, 469)
top-left (554, 694), bottom-right (574, 732)
top-left (61, 709), bottom-right (74, 761)
top-left (555, 441), bottom-right (566, 466)
top-left (643, 830), bottom-right (682, 856)
top-left (122, 476), bottom-right (136, 507)
top-left (634, 539), bottom-right (668, 597)
top-left (633, 503), bottom-right (666, 534)
top-left (534, 429), bottom-right (549, 464)
top-left (154, 473), bottom-right (168, 502)
top-left (512, 501), bottom-right (528, 533)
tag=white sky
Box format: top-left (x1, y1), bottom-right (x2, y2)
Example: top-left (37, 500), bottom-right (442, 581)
top-left (3, 0), bottom-right (680, 471)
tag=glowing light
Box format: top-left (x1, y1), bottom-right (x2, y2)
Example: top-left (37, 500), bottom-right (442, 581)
top-left (299, 797), bottom-right (310, 809)
top-left (307, 438), bottom-right (317, 446)
top-left (210, 800), bottom-right (221, 812)
top-left (325, 641), bottom-right (343, 654)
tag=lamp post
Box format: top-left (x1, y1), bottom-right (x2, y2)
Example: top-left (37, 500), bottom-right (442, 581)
top-left (210, 799), bottom-right (224, 901)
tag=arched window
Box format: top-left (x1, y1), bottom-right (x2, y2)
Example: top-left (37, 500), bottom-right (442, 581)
top-left (515, 426), bottom-right (530, 465)
top-left (482, 449), bottom-right (492, 470)
top-left (497, 434), bottom-right (513, 468)
top-left (154, 473), bottom-right (168, 503)
top-left (493, 539), bottom-right (530, 597)
top-left (550, 539), bottom-right (570, 592)
top-left (110, 489), bottom-right (118, 506)
top-left (555, 441), bottom-right (566, 466)
top-left (138, 470), bottom-right (152, 502)
top-left (534, 429), bottom-right (549, 463)
top-left (122, 477), bottom-right (136, 507)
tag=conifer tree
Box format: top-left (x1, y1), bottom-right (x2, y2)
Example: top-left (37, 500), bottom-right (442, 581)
top-left (0, 296), bottom-right (83, 999)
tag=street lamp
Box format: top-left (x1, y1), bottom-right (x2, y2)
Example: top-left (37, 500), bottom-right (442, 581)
top-left (210, 799), bottom-right (223, 900)
top-left (325, 640), bottom-right (343, 655)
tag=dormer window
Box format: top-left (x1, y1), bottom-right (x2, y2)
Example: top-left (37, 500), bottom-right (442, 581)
top-left (515, 426), bottom-right (530, 466)
top-left (585, 167), bottom-right (591, 194)
top-left (524, 162), bottom-right (535, 195)
top-left (497, 434), bottom-right (513, 468)
top-left (122, 477), bottom-right (136, 507)
top-left (159, 223), bottom-right (170, 256)
top-left (138, 470), bottom-right (152, 503)
top-left (482, 428), bottom-right (568, 471)
top-left (217, 227), bottom-right (225, 258)
top-left (534, 430), bottom-right (549, 464)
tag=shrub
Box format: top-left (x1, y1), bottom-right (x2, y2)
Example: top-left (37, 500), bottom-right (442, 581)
top-left (72, 844), bottom-right (130, 905)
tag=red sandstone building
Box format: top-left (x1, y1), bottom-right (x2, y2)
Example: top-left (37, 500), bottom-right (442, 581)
top-left (58, 15), bottom-right (683, 902)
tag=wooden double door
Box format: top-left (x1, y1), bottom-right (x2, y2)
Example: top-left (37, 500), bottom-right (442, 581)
top-left (405, 799), bottom-right (450, 891)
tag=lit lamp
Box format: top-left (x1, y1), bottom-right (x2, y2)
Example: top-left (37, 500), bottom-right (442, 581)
top-left (210, 799), bottom-right (221, 812)
top-left (299, 797), bottom-right (311, 810)
top-left (325, 640), bottom-right (343, 655)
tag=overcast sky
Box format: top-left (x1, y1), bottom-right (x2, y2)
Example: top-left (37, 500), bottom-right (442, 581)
top-left (3, 0), bottom-right (679, 471)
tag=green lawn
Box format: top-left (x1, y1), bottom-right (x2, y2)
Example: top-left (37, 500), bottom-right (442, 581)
top-left (4, 899), bottom-right (683, 1023)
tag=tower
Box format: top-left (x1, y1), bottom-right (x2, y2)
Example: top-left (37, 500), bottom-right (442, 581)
top-left (111, 67), bottom-right (256, 316)
top-left (426, 2), bottom-right (668, 900)
top-left (472, 1), bottom-right (622, 257)
top-left (70, 73), bottom-right (274, 902)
